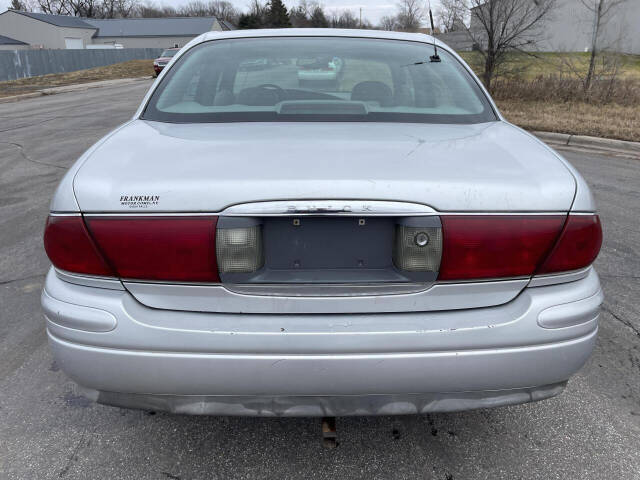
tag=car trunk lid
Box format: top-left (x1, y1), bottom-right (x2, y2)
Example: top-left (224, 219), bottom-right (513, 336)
top-left (73, 120), bottom-right (576, 214)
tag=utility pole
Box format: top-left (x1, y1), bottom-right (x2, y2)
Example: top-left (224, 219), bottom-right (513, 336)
top-left (359, 7), bottom-right (362, 28)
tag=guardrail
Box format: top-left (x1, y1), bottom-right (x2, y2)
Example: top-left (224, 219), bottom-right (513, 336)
top-left (0, 48), bottom-right (162, 82)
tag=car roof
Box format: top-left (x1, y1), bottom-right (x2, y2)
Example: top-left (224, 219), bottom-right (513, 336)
top-left (193, 28), bottom-right (448, 50)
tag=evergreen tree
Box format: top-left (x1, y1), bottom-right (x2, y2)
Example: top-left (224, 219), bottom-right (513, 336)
top-left (309, 6), bottom-right (329, 27)
top-left (266, 0), bottom-right (291, 28)
top-left (238, 12), bottom-right (263, 29)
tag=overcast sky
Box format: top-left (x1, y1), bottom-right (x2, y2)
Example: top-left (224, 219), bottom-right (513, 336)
top-left (0, 0), bottom-right (443, 25)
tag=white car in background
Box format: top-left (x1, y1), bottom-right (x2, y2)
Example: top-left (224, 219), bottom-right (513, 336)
top-left (42, 29), bottom-right (603, 417)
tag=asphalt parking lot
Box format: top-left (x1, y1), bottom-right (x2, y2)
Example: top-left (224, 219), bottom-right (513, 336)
top-left (0, 82), bottom-right (639, 479)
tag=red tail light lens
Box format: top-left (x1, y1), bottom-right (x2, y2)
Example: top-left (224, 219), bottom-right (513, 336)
top-left (537, 214), bottom-right (602, 274)
top-left (45, 212), bottom-right (600, 284)
top-left (44, 216), bottom-right (114, 276)
top-left (85, 216), bottom-right (219, 282)
top-left (439, 216), bottom-right (566, 281)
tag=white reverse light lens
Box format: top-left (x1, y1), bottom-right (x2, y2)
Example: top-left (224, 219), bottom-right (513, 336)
top-left (393, 226), bottom-right (442, 272)
top-left (216, 226), bottom-right (264, 273)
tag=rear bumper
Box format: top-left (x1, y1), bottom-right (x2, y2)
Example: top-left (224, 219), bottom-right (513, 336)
top-left (76, 382), bottom-right (568, 417)
top-left (43, 267), bottom-right (602, 415)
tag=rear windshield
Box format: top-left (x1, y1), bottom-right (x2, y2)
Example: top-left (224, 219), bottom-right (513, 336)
top-left (143, 37), bottom-right (496, 124)
top-left (160, 49), bottom-right (178, 57)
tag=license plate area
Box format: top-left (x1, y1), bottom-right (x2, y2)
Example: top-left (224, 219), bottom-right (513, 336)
top-left (260, 216), bottom-right (399, 283)
top-left (218, 216), bottom-right (439, 285)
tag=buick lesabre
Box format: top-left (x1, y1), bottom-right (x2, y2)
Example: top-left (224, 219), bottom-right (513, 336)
top-left (42, 29), bottom-right (603, 416)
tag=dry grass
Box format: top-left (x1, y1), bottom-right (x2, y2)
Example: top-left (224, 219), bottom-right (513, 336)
top-left (0, 59), bottom-right (154, 97)
top-left (497, 99), bottom-right (640, 142)
top-left (492, 75), bottom-right (640, 104)
top-left (458, 52), bottom-right (640, 141)
top-left (490, 73), bottom-right (640, 141)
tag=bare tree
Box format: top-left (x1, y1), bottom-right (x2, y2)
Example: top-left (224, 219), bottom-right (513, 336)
top-left (37, 0), bottom-right (69, 14)
top-left (379, 14), bottom-right (399, 31)
top-left (248, 0), bottom-right (268, 19)
top-left (176, 0), bottom-right (239, 21)
top-left (133, 1), bottom-right (177, 17)
top-left (436, 0), bottom-right (467, 32)
top-left (10, 0), bottom-right (28, 10)
top-left (15, 0), bottom-right (40, 9)
top-left (35, 0), bottom-right (141, 17)
top-left (208, 0), bottom-right (239, 22)
top-left (328, 9), bottom-right (359, 28)
top-left (181, 1), bottom-right (212, 16)
top-left (580, 0), bottom-right (629, 91)
top-left (464, 0), bottom-right (557, 89)
top-left (395, 0), bottom-right (425, 32)
top-left (97, 0), bottom-right (136, 18)
top-left (290, 2), bottom-right (311, 27)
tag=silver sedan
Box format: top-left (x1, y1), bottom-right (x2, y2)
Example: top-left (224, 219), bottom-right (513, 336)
top-left (42, 29), bottom-right (603, 417)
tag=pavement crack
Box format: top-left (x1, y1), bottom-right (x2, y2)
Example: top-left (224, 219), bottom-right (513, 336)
top-left (161, 473), bottom-right (182, 480)
top-left (0, 141), bottom-right (66, 170)
top-left (0, 273), bottom-right (46, 286)
top-left (58, 428), bottom-right (88, 478)
top-left (0, 115), bottom-right (68, 134)
top-left (0, 99), bottom-right (117, 132)
top-left (602, 303), bottom-right (640, 338)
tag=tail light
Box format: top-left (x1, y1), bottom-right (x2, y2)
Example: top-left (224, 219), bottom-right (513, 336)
top-left (537, 214), bottom-right (602, 274)
top-left (438, 215), bottom-right (564, 281)
top-left (44, 212), bottom-right (601, 285)
top-left (438, 214), bottom-right (602, 281)
top-left (44, 216), bottom-right (113, 276)
top-left (85, 216), bottom-right (219, 282)
top-left (45, 215), bottom-right (219, 282)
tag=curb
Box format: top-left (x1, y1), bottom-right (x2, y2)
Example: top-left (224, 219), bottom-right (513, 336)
top-left (534, 131), bottom-right (640, 157)
top-left (0, 76), bottom-right (152, 104)
top-left (0, 92), bottom-right (43, 103)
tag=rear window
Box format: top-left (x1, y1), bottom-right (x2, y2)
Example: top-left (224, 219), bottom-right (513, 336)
top-left (143, 37), bottom-right (496, 124)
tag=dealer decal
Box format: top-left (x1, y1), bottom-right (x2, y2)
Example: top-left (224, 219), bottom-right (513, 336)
top-left (120, 195), bottom-right (160, 209)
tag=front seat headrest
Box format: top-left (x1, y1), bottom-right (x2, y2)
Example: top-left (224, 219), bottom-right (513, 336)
top-left (351, 81), bottom-right (393, 107)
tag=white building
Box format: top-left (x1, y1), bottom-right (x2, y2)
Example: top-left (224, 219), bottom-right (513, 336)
top-left (541, 0), bottom-right (640, 54)
top-left (0, 10), bottom-right (233, 50)
top-left (0, 34), bottom-right (29, 50)
top-left (440, 0), bottom-right (640, 54)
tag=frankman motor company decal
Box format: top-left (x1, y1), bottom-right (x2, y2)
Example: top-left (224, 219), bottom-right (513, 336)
top-left (120, 195), bottom-right (160, 209)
